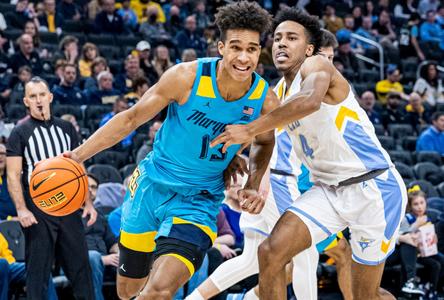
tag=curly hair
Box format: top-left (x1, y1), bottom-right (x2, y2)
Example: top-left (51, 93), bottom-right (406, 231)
top-left (320, 29), bottom-right (338, 49)
top-left (273, 7), bottom-right (322, 55)
top-left (215, 1), bottom-right (272, 41)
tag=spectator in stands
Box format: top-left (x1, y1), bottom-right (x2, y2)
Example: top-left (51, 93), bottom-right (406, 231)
top-left (399, 13), bottom-right (425, 60)
top-left (49, 58), bottom-right (66, 88)
top-left (0, 144), bottom-right (15, 220)
top-left (206, 44), bottom-right (219, 58)
top-left (416, 111), bottom-right (444, 155)
top-left (38, 0), bottom-right (63, 34)
top-left (0, 32), bottom-right (11, 108)
top-left (259, 34), bottom-right (273, 66)
top-left (165, 5), bottom-right (183, 37)
top-left (413, 62), bottom-right (444, 107)
top-left (372, 9), bottom-right (399, 64)
top-left (9, 34), bottom-right (43, 75)
top-left (54, 35), bottom-right (79, 65)
top-left (221, 173), bottom-right (244, 249)
top-left (57, 0), bottom-right (81, 21)
top-left (84, 173), bottom-right (119, 300)
top-left (322, 4), bottom-right (344, 34)
top-left (115, 54), bottom-right (144, 95)
top-left (359, 90), bottom-right (382, 125)
top-left (394, 0), bottom-right (418, 20)
top-left (376, 64), bottom-right (406, 104)
top-left (87, 0), bottom-right (102, 21)
top-left (354, 16), bottom-right (378, 52)
top-left (23, 20), bottom-right (40, 49)
top-left (405, 92), bottom-right (431, 132)
top-left (5, 0), bottom-right (38, 30)
top-left (420, 10), bottom-right (444, 52)
top-left (139, 5), bottom-right (170, 41)
top-left (84, 56), bottom-right (108, 91)
top-left (52, 63), bottom-right (85, 105)
top-left (175, 15), bottom-right (207, 56)
top-left (194, 0), bottom-right (210, 32)
top-left (94, 0), bottom-right (125, 35)
top-left (364, 0), bottom-right (378, 23)
top-left (418, 0), bottom-right (440, 17)
top-left (79, 43), bottom-right (99, 78)
top-left (163, 0), bottom-right (187, 23)
top-left (60, 114), bottom-right (80, 135)
top-left (351, 6), bottom-right (363, 30)
top-left (335, 31), bottom-right (359, 80)
top-left (125, 76), bottom-right (149, 104)
top-left (381, 92), bottom-right (407, 128)
top-left (9, 66), bottom-right (32, 105)
top-left (134, 0), bottom-right (165, 24)
top-left (152, 45), bottom-right (174, 78)
top-left (117, 0), bottom-right (138, 33)
top-left (181, 48), bottom-right (197, 62)
top-left (0, 13), bottom-right (6, 32)
top-left (436, 5), bottom-right (444, 26)
top-left (136, 120), bottom-right (162, 163)
top-left (99, 97), bottom-right (135, 149)
top-left (0, 232), bottom-right (58, 300)
top-left (135, 41), bottom-right (159, 85)
top-left (86, 70), bottom-right (121, 105)
top-left (213, 209), bottom-right (237, 260)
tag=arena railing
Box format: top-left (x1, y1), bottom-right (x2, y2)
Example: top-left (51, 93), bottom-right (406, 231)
top-left (351, 33), bottom-right (385, 81)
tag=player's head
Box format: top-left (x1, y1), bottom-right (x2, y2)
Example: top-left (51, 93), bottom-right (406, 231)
top-left (272, 7), bottom-right (322, 73)
top-left (318, 29), bottom-right (337, 62)
top-left (407, 190), bottom-right (426, 217)
top-left (24, 76), bottom-right (53, 120)
top-left (215, 1), bottom-right (272, 82)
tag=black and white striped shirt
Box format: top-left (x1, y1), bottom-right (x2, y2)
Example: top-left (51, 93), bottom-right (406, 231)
top-left (6, 117), bottom-right (79, 198)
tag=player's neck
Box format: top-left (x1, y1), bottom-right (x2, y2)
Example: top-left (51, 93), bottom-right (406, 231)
top-left (283, 60), bottom-right (303, 89)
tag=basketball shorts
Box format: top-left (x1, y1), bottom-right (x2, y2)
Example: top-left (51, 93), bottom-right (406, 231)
top-left (287, 167), bottom-right (407, 265)
top-left (119, 166), bottom-right (223, 276)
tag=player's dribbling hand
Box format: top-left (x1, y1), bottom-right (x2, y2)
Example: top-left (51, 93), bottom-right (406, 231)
top-left (223, 155), bottom-right (249, 189)
top-left (210, 124), bottom-right (253, 154)
top-left (17, 207), bottom-right (38, 227)
top-left (239, 189), bottom-right (265, 214)
top-left (62, 151), bottom-right (82, 164)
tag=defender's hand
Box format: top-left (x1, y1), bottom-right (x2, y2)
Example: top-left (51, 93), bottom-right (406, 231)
top-left (223, 155), bottom-right (249, 189)
top-left (239, 189), bottom-right (265, 214)
top-left (211, 124), bottom-right (253, 154)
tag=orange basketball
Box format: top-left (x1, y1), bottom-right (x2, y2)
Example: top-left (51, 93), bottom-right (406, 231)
top-left (29, 157), bottom-right (88, 217)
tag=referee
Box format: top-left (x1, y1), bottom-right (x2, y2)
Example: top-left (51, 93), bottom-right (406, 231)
top-left (6, 77), bottom-right (96, 299)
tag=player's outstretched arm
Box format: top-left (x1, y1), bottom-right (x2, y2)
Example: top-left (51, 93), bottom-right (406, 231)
top-left (71, 62), bottom-right (196, 163)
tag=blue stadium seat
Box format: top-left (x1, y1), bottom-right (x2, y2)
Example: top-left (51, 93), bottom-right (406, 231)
top-left (416, 151), bottom-right (442, 166)
top-left (389, 150), bottom-right (413, 166)
top-left (427, 197), bottom-right (444, 213)
top-left (395, 162), bottom-right (416, 181)
top-left (388, 123), bottom-right (414, 140)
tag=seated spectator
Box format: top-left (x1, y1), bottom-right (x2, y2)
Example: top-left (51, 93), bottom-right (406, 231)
top-left (259, 34), bottom-right (273, 66)
top-left (93, 181), bottom-right (126, 211)
top-left (359, 90), bottom-right (382, 125)
top-left (322, 4), bottom-right (344, 34)
top-left (416, 111), bottom-right (444, 156)
top-left (79, 43), bottom-right (99, 78)
top-left (221, 173), bottom-right (244, 249)
top-left (152, 45), bottom-right (174, 78)
top-left (114, 54), bottom-right (144, 95)
top-left (405, 92), bottom-right (431, 132)
top-left (5, 0), bottom-right (38, 30)
top-left (413, 62), bottom-right (444, 108)
top-left (335, 32), bottom-right (359, 80)
top-left (84, 57), bottom-right (109, 91)
top-left (23, 20), bottom-right (41, 49)
top-left (165, 5), bottom-right (183, 37)
top-left (381, 92), bottom-right (407, 129)
top-left (54, 35), bottom-right (79, 65)
top-left (194, 0), bottom-right (210, 32)
top-left (364, 0), bottom-right (378, 23)
top-left (52, 63), bottom-right (86, 105)
top-left (99, 97), bottom-right (135, 149)
top-left (181, 48), bottom-right (197, 62)
top-left (372, 9), bottom-right (399, 64)
top-left (376, 64), bottom-right (406, 104)
top-left (136, 120), bottom-right (162, 163)
top-left (420, 10), bottom-right (444, 53)
top-left (125, 76), bottom-right (149, 104)
top-left (394, 0), bottom-right (417, 20)
top-left (355, 16), bottom-right (378, 52)
top-left (94, 0), bottom-right (125, 35)
top-left (60, 114), bottom-right (80, 135)
top-left (139, 6), bottom-right (170, 42)
top-left (418, 0), bottom-right (440, 18)
top-left (213, 209), bottom-right (236, 260)
top-left (9, 66), bottom-right (32, 105)
top-left (57, 0), bottom-right (81, 21)
top-left (9, 34), bottom-right (43, 75)
top-left (437, 5), bottom-right (444, 26)
top-left (86, 70), bottom-right (121, 105)
top-left (87, 0), bottom-right (102, 21)
top-left (175, 15), bottom-right (207, 56)
top-left (132, 0), bottom-right (165, 24)
top-left (117, 0), bottom-right (138, 33)
top-left (135, 41), bottom-right (159, 85)
top-left (399, 13), bottom-right (425, 60)
top-left (0, 144), bottom-right (15, 220)
top-left (38, 0), bottom-right (63, 34)
top-left (83, 174), bottom-right (119, 300)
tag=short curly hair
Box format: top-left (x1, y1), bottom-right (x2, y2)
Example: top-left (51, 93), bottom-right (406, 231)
top-left (273, 7), bottom-right (322, 55)
top-left (320, 29), bottom-right (338, 49)
top-left (215, 1), bottom-right (272, 41)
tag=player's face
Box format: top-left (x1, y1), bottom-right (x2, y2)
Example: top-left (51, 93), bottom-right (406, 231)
top-left (411, 196), bottom-right (426, 217)
top-left (319, 46), bottom-right (334, 62)
top-left (218, 29), bottom-right (261, 82)
top-left (273, 21), bottom-right (314, 73)
top-left (24, 81), bottom-right (53, 120)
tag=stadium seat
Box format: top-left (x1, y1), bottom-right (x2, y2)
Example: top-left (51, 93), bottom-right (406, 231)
top-left (402, 136), bottom-right (418, 152)
top-left (377, 136), bottom-right (396, 150)
top-left (0, 4), bottom-right (15, 14)
top-left (87, 164), bottom-right (122, 184)
top-left (6, 104), bottom-right (27, 123)
top-left (108, 59), bottom-right (123, 75)
top-left (413, 162), bottom-right (441, 183)
top-left (387, 123), bottom-right (414, 140)
top-left (389, 150), bottom-right (413, 166)
top-left (416, 151), bottom-right (442, 166)
top-left (359, 69), bottom-right (379, 84)
top-left (417, 124), bottom-right (430, 134)
top-left (438, 182), bottom-right (444, 198)
top-left (118, 36), bottom-right (141, 47)
top-left (408, 180), bottom-right (439, 197)
top-left (93, 150), bottom-right (128, 169)
top-left (87, 34), bottom-right (115, 46)
top-left (52, 105), bottom-right (83, 122)
top-left (394, 162), bottom-right (415, 181)
top-left (97, 45), bottom-right (122, 60)
top-left (132, 133), bottom-right (148, 154)
top-left (426, 208), bottom-right (441, 223)
top-left (427, 197), bottom-right (444, 212)
top-left (39, 32), bottom-right (59, 44)
top-left (62, 20), bottom-right (86, 33)
top-left (120, 163), bottom-right (137, 179)
top-left (3, 28), bottom-right (21, 42)
top-left (84, 105), bottom-right (113, 131)
top-left (0, 220), bottom-right (25, 262)
top-left (436, 103), bottom-right (444, 112)
top-left (373, 124), bottom-right (385, 136)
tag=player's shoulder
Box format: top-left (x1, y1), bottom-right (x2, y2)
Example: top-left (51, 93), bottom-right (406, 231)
top-left (301, 55), bottom-right (334, 74)
top-left (157, 61), bottom-right (198, 94)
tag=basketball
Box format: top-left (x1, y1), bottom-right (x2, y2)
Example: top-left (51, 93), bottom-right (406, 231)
top-left (29, 157), bottom-right (88, 217)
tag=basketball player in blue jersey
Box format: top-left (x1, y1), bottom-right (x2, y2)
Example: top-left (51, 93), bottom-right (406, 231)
top-left (63, 2), bottom-right (281, 299)
top-left (212, 8), bottom-right (407, 300)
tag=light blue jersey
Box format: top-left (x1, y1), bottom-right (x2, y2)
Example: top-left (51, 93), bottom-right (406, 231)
top-left (141, 57), bottom-right (268, 194)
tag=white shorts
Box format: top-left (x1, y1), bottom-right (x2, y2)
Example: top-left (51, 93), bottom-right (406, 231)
top-left (288, 167), bottom-right (407, 265)
top-left (240, 173), bottom-right (300, 236)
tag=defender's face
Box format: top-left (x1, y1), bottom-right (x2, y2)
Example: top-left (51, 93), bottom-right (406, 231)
top-left (273, 21), bottom-right (314, 73)
top-left (319, 46), bottom-right (334, 62)
top-left (218, 29), bottom-right (261, 82)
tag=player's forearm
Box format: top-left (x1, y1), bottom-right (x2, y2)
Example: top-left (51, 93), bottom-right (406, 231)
top-left (245, 138), bottom-right (274, 191)
top-left (7, 173), bottom-right (27, 210)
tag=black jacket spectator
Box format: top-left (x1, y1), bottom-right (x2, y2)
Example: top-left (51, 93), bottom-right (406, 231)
top-left (83, 212), bottom-right (117, 255)
top-left (94, 10), bottom-right (125, 34)
top-left (52, 85), bottom-right (86, 105)
top-left (9, 50), bottom-right (42, 75)
top-left (57, 0), bottom-right (81, 20)
top-left (38, 12), bottom-right (64, 31)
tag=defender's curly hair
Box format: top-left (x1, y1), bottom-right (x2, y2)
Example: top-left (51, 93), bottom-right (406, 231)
top-left (215, 1), bottom-right (272, 41)
top-left (273, 7), bottom-right (323, 55)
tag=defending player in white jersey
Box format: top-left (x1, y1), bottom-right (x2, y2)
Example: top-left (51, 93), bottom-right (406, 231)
top-left (212, 8), bottom-right (407, 300)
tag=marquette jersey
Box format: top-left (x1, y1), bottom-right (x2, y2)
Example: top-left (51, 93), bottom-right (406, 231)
top-left (143, 57), bottom-right (268, 194)
top-left (279, 72), bottom-right (393, 186)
